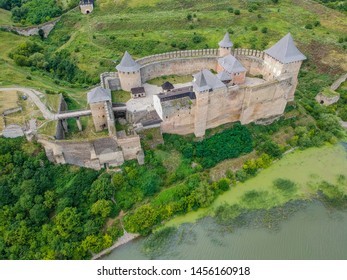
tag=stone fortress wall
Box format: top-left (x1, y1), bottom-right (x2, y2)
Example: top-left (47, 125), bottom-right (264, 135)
top-left (101, 48), bottom-right (266, 90)
top-left (102, 32), bottom-right (305, 137)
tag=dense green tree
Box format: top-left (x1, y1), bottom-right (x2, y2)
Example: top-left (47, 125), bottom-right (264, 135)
top-left (91, 199), bottom-right (112, 218)
top-left (124, 205), bottom-right (159, 235)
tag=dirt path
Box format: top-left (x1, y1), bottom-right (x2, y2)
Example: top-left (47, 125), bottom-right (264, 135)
top-left (0, 87), bottom-right (56, 120)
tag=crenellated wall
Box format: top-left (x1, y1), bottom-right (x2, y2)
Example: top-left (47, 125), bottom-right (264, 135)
top-left (136, 49), bottom-right (219, 65)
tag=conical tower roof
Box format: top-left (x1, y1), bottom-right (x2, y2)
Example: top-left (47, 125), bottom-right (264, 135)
top-left (193, 69), bottom-right (225, 92)
top-left (218, 54), bottom-right (246, 74)
top-left (87, 87), bottom-right (111, 104)
top-left (264, 33), bottom-right (306, 64)
top-left (116, 51), bottom-right (140, 72)
top-left (218, 32), bottom-right (233, 48)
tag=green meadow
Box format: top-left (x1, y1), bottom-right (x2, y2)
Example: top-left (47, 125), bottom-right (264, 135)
top-left (0, 0), bottom-right (346, 111)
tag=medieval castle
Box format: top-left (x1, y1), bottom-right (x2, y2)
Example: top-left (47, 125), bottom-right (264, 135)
top-left (40, 32), bottom-right (306, 170)
top-left (100, 32), bottom-right (306, 137)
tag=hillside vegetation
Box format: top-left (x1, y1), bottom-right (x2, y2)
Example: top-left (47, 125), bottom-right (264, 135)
top-left (0, 0), bottom-right (347, 259)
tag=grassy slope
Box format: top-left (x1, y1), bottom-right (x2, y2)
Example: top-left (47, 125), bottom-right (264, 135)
top-left (0, 8), bottom-right (12, 25)
top-left (0, 0), bottom-right (346, 110)
top-left (47, 0), bottom-right (347, 78)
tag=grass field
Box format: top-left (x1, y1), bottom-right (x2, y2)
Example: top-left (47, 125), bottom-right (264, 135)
top-left (147, 75), bottom-right (193, 86)
top-left (0, 8), bottom-right (12, 25)
top-left (111, 90), bottom-right (131, 103)
top-left (0, 90), bottom-right (19, 114)
top-left (46, 0), bottom-right (347, 79)
top-left (0, 0), bottom-right (346, 115)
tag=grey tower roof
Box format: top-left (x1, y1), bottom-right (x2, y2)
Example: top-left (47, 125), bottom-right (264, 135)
top-left (116, 51), bottom-right (140, 72)
top-left (218, 32), bottom-right (233, 48)
top-left (218, 54), bottom-right (246, 74)
top-left (264, 33), bottom-right (306, 64)
top-left (80, 0), bottom-right (94, 4)
top-left (217, 70), bottom-right (231, 82)
top-left (87, 87), bottom-right (111, 104)
top-left (193, 69), bottom-right (226, 92)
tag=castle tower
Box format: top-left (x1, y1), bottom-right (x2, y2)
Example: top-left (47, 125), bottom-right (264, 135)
top-left (217, 54), bottom-right (247, 85)
top-left (193, 69), bottom-right (226, 137)
top-left (80, 0), bottom-right (94, 14)
top-left (218, 32), bottom-right (233, 57)
top-left (116, 51), bottom-right (142, 92)
top-left (87, 87), bottom-right (112, 132)
top-left (263, 33), bottom-right (306, 100)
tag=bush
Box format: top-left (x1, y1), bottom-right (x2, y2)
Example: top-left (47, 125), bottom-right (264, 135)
top-left (187, 13), bottom-right (192, 21)
top-left (192, 35), bottom-right (203, 44)
top-left (234, 9), bottom-right (241, 15)
top-left (227, 7), bottom-right (234, 13)
top-left (195, 123), bottom-right (253, 168)
top-left (261, 27), bottom-right (268, 33)
top-left (305, 23), bottom-right (313, 29)
top-left (251, 25), bottom-right (258, 31)
top-left (178, 42), bottom-right (188, 50)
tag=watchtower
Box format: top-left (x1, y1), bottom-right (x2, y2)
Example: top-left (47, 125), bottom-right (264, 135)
top-left (116, 51), bottom-right (142, 92)
top-left (87, 87), bottom-right (112, 132)
top-left (263, 33), bottom-right (306, 100)
top-left (218, 32), bottom-right (233, 57)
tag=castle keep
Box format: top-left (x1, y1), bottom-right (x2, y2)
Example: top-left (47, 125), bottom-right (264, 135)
top-left (100, 32), bottom-right (306, 137)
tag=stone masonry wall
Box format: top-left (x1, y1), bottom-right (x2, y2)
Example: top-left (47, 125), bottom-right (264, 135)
top-left (1, 18), bottom-right (60, 38)
top-left (136, 49), bottom-right (219, 66)
top-left (140, 57), bottom-right (218, 83)
top-left (117, 135), bottom-right (142, 161)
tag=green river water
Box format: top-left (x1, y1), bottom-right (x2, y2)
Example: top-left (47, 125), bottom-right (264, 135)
top-left (103, 143), bottom-right (347, 260)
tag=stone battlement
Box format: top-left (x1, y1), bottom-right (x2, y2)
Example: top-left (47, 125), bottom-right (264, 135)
top-left (136, 49), bottom-right (219, 65)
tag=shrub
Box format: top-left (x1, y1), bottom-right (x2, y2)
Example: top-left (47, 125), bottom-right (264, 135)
top-left (227, 7), bottom-right (234, 13)
top-left (192, 35), bottom-right (203, 44)
top-left (261, 27), bottom-right (268, 33)
top-left (251, 25), bottom-right (258, 31)
top-left (187, 13), bottom-right (192, 21)
top-left (305, 23), bottom-right (313, 29)
top-left (178, 42), bottom-right (188, 50)
top-left (234, 9), bottom-right (240, 15)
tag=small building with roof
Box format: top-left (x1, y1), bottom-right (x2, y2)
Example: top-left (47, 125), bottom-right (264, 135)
top-left (87, 87), bottom-right (112, 132)
top-left (217, 54), bottom-right (247, 85)
top-left (80, 0), bottom-right (94, 14)
top-left (161, 81), bottom-right (174, 93)
top-left (116, 51), bottom-right (142, 92)
top-left (131, 86), bottom-right (146, 98)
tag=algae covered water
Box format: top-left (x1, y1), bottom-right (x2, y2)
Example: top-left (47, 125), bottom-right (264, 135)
top-left (103, 201), bottom-right (347, 259)
top-left (103, 144), bottom-right (347, 260)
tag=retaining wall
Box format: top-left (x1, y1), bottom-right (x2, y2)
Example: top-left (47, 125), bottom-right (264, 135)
top-left (1, 18), bottom-right (60, 38)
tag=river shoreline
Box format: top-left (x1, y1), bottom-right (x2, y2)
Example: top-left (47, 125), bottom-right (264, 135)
top-left (99, 143), bottom-right (347, 259)
top-left (92, 232), bottom-right (140, 260)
